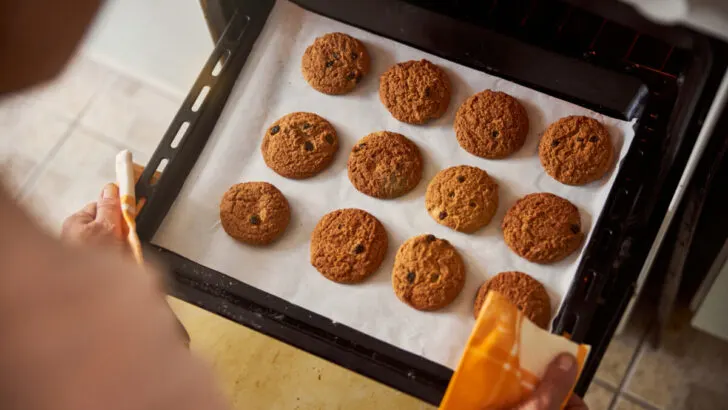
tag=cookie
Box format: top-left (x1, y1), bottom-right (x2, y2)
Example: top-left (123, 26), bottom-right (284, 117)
top-left (392, 234), bottom-right (466, 311)
top-left (220, 182), bottom-right (290, 245)
top-left (454, 90), bottom-right (529, 159)
top-left (261, 112), bottom-right (338, 179)
top-left (379, 59), bottom-right (451, 124)
top-left (310, 208), bottom-right (388, 284)
top-left (539, 116), bottom-right (614, 185)
top-left (473, 271), bottom-right (552, 329)
top-left (347, 131), bottom-right (423, 199)
top-left (425, 165), bottom-right (499, 233)
top-left (502, 193), bottom-right (584, 264)
top-left (301, 32), bottom-right (370, 95)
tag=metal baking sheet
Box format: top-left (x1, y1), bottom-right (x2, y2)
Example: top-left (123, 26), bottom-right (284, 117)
top-left (151, 0), bottom-right (635, 368)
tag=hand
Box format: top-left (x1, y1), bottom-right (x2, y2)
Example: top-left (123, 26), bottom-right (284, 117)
top-left (0, 187), bottom-right (228, 410)
top-left (514, 353), bottom-right (588, 410)
top-left (61, 183), bottom-right (124, 249)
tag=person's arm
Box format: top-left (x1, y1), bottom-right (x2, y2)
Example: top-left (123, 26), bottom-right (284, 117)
top-left (0, 183), bottom-right (228, 410)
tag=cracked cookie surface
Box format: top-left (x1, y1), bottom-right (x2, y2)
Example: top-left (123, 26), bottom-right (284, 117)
top-left (301, 32), bottom-right (370, 95)
top-left (473, 271), bottom-right (551, 329)
top-left (454, 90), bottom-right (529, 159)
top-left (539, 115), bottom-right (614, 185)
top-left (379, 59), bottom-right (451, 124)
top-left (392, 234), bottom-right (465, 311)
top-left (262, 112), bottom-right (338, 179)
top-left (310, 208), bottom-right (388, 284)
top-left (502, 193), bottom-right (583, 264)
top-left (220, 182), bottom-right (290, 245)
top-left (347, 131), bottom-right (423, 199)
top-left (425, 165), bottom-right (498, 233)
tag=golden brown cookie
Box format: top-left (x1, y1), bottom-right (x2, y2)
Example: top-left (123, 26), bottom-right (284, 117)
top-left (502, 193), bottom-right (584, 264)
top-left (310, 208), bottom-right (388, 284)
top-left (379, 59), bottom-right (451, 124)
top-left (347, 131), bottom-right (423, 199)
top-left (454, 90), bottom-right (529, 159)
top-left (261, 112), bottom-right (338, 179)
top-left (301, 32), bottom-right (370, 95)
top-left (392, 234), bottom-right (466, 311)
top-left (220, 182), bottom-right (290, 245)
top-left (473, 271), bottom-right (552, 329)
top-left (425, 165), bottom-right (499, 233)
top-left (539, 116), bottom-right (614, 185)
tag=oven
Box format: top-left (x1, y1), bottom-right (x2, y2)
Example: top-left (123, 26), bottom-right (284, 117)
top-left (133, 0), bottom-right (728, 405)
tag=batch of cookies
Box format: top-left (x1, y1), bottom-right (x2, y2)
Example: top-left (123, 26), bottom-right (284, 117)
top-left (219, 32), bottom-right (616, 329)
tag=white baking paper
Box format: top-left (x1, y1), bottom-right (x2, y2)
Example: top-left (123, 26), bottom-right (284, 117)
top-left (152, 0), bottom-right (636, 368)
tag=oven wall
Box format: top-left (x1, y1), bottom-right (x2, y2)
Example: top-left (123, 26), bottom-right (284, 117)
top-left (81, 0), bottom-right (214, 98)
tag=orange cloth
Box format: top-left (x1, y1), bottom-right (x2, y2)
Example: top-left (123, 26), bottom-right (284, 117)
top-left (440, 291), bottom-right (590, 409)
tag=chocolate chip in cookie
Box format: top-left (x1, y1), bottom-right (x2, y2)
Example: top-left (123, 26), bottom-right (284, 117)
top-left (347, 131), bottom-right (423, 199)
top-left (301, 32), bottom-right (370, 95)
top-left (261, 112), bottom-right (339, 179)
top-left (502, 193), bottom-right (584, 263)
top-left (392, 234), bottom-right (466, 311)
top-left (539, 116), bottom-right (614, 185)
top-left (454, 90), bottom-right (529, 159)
top-left (310, 208), bottom-right (388, 284)
top-left (425, 165), bottom-right (499, 233)
top-left (220, 182), bottom-right (290, 245)
top-left (379, 59), bottom-right (451, 124)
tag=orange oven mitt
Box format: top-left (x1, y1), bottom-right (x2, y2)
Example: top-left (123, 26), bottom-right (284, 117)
top-left (440, 291), bottom-right (590, 410)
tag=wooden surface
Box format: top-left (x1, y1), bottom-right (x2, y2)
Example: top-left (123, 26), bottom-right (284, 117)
top-left (169, 298), bottom-right (434, 410)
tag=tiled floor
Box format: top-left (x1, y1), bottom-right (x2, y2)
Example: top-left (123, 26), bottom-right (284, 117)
top-left (2, 54), bottom-right (728, 410)
top-left (0, 55), bottom-right (180, 234)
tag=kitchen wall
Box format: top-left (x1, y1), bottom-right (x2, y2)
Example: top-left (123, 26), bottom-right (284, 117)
top-left (82, 0), bottom-right (214, 99)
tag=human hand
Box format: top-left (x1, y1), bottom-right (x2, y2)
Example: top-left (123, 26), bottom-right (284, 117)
top-left (61, 183), bottom-right (124, 248)
top-left (0, 184), bottom-right (227, 410)
top-left (513, 353), bottom-right (588, 410)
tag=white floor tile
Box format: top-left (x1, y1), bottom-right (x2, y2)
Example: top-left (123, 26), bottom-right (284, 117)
top-left (0, 100), bottom-right (73, 196)
top-left (21, 126), bottom-right (133, 235)
top-left (20, 55), bottom-right (117, 121)
top-left (79, 74), bottom-right (181, 159)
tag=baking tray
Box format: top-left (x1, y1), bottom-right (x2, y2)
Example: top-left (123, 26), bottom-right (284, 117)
top-left (134, 0), bottom-right (712, 403)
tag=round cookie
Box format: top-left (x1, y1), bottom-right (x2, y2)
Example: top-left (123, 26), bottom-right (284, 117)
top-left (502, 193), bottom-right (584, 264)
top-left (379, 59), bottom-right (451, 124)
top-left (392, 234), bottom-right (466, 311)
top-left (473, 271), bottom-right (552, 329)
top-left (220, 182), bottom-right (290, 245)
top-left (301, 32), bottom-right (370, 95)
top-left (425, 165), bottom-right (499, 233)
top-left (539, 116), bottom-right (614, 185)
top-left (261, 112), bottom-right (338, 179)
top-left (454, 90), bottom-right (529, 159)
top-left (310, 208), bottom-right (388, 284)
top-left (347, 131), bottom-right (423, 199)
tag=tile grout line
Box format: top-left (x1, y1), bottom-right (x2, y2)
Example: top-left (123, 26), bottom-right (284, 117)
top-left (17, 79), bottom-right (110, 199)
top-left (619, 391), bottom-right (663, 410)
top-left (606, 319), bottom-right (657, 410)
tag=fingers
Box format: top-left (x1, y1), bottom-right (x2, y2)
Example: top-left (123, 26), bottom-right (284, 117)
top-left (565, 392), bottom-right (589, 410)
top-left (81, 202), bottom-right (97, 219)
top-left (516, 353), bottom-right (578, 410)
top-left (60, 202), bottom-right (97, 240)
top-left (96, 183), bottom-right (123, 240)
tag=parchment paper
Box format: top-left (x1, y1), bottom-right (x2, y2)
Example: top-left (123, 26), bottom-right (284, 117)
top-left (152, 0), bottom-right (636, 368)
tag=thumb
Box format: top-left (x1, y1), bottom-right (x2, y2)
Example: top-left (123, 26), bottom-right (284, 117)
top-left (516, 353), bottom-right (578, 410)
top-left (96, 183), bottom-right (123, 239)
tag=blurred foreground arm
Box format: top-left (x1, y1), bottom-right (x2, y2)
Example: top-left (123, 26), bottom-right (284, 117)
top-left (0, 184), bottom-right (229, 410)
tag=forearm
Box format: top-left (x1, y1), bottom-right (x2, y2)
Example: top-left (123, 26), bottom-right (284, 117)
top-left (0, 182), bottom-right (51, 265)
